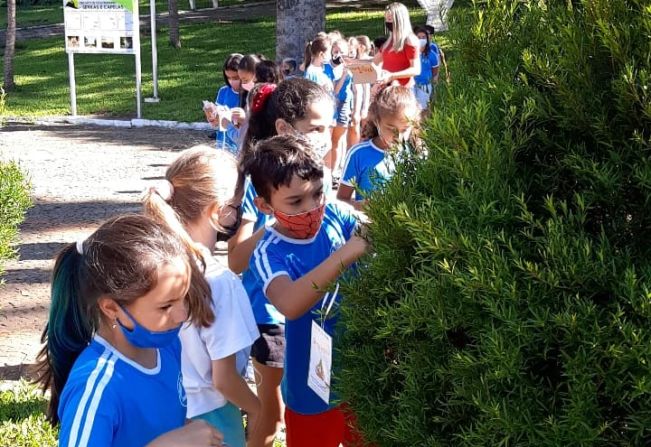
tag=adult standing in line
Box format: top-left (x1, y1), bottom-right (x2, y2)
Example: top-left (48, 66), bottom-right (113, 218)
top-left (373, 2), bottom-right (421, 88)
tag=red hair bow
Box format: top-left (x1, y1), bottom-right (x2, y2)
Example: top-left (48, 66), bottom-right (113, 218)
top-left (251, 83), bottom-right (277, 114)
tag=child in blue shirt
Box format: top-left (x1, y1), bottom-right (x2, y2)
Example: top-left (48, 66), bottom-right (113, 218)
top-left (35, 215), bottom-right (223, 447)
top-left (213, 53), bottom-right (242, 153)
top-left (228, 77), bottom-right (336, 447)
top-left (338, 85), bottom-right (420, 209)
top-left (241, 134), bottom-right (369, 447)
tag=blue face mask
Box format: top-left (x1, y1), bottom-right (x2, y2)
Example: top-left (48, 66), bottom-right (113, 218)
top-left (118, 304), bottom-right (181, 349)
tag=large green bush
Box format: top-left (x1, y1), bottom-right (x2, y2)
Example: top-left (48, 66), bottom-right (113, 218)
top-left (0, 161), bottom-right (31, 275)
top-left (338, 0), bottom-right (651, 445)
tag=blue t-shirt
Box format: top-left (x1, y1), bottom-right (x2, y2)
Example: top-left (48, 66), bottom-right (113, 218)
top-left (241, 180), bottom-right (283, 325)
top-left (304, 65), bottom-right (334, 91)
top-left (414, 44), bottom-right (440, 86)
top-left (323, 62), bottom-right (335, 81)
top-left (215, 85), bottom-right (240, 152)
top-left (250, 203), bottom-right (358, 415)
top-left (341, 139), bottom-right (396, 200)
top-left (58, 335), bottom-right (186, 447)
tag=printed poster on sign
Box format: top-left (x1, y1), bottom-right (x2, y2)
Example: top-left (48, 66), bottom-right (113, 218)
top-left (64, 0), bottom-right (138, 54)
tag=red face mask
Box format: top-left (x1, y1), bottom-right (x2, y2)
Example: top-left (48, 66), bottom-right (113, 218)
top-left (273, 203), bottom-right (326, 239)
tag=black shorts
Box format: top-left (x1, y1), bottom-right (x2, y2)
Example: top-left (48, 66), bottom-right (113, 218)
top-left (251, 323), bottom-right (285, 368)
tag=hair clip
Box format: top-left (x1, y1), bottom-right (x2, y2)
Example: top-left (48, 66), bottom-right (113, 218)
top-left (76, 237), bottom-right (86, 255)
top-left (142, 180), bottom-right (174, 202)
top-left (251, 83), bottom-right (277, 114)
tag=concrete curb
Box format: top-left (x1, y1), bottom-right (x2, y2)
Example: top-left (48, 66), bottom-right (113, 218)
top-left (3, 116), bottom-right (213, 131)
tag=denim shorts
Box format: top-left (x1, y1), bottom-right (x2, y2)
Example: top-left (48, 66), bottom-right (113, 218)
top-left (335, 97), bottom-right (352, 127)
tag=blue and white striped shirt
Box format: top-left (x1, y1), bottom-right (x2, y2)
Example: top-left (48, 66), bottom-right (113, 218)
top-left (57, 335), bottom-right (186, 447)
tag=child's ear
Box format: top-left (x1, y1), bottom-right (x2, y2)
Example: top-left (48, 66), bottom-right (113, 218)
top-left (275, 118), bottom-right (293, 135)
top-left (254, 196), bottom-right (274, 216)
top-left (98, 296), bottom-right (122, 324)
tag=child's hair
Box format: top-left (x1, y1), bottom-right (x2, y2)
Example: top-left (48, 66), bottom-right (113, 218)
top-left (424, 24), bottom-right (436, 36)
top-left (304, 36), bottom-right (330, 69)
top-left (356, 35), bottom-right (372, 56)
top-left (385, 2), bottom-right (415, 52)
top-left (255, 59), bottom-right (282, 84)
top-left (347, 37), bottom-right (358, 57)
top-left (34, 214), bottom-right (212, 424)
top-left (332, 38), bottom-right (349, 56)
top-left (362, 85), bottom-right (420, 141)
top-left (223, 53), bottom-right (243, 85)
top-left (240, 77), bottom-right (333, 162)
top-left (143, 145), bottom-right (243, 239)
top-left (327, 30), bottom-right (344, 43)
top-left (413, 25), bottom-right (431, 53)
top-left (238, 54), bottom-right (261, 74)
top-left (240, 134), bottom-right (323, 202)
top-left (373, 35), bottom-right (388, 53)
top-left (282, 57), bottom-right (298, 73)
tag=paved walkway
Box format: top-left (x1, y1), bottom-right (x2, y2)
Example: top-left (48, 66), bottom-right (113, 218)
top-left (0, 123), bottom-right (214, 380)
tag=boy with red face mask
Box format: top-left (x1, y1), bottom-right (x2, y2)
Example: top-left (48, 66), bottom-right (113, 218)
top-left (241, 134), bottom-right (370, 447)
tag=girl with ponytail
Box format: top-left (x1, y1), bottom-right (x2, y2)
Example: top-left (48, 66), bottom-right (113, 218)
top-left (142, 145), bottom-right (260, 447)
top-left (35, 214), bottom-right (223, 447)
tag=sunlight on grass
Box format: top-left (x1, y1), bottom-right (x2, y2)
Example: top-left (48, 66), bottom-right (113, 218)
top-left (1, 7), bottom-right (432, 122)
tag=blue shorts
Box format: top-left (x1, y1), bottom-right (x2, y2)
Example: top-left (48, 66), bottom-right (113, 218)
top-left (193, 402), bottom-right (246, 447)
top-left (335, 97), bottom-right (352, 127)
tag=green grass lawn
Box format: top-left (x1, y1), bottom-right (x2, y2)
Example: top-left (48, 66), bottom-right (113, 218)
top-left (0, 0), bottom-right (263, 29)
top-left (0, 8), bottom-right (428, 122)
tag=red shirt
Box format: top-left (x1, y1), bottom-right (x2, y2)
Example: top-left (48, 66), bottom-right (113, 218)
top-left (381, 40), bottom-right (418, 86)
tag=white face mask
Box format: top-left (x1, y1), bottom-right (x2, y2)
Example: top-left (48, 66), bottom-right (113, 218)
top-left (419, 38), bottom-right (428, 48)
top-left (294, 128), bottom-right (331, 160)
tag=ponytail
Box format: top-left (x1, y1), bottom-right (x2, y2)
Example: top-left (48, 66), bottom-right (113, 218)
top-left (142, 185), bottom-right (214, 329)
top-left (142, 184), bottom-right (205, 266)
top-left (35, 243), bottom-right (96, 424)
top-left (304, 41), bottom-right (313, 69)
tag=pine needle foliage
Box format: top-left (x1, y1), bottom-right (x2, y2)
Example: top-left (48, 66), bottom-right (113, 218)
top-left (337, 1), bottom-right (651, 446)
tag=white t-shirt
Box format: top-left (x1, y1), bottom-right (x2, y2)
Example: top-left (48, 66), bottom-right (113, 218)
top-left (180, 253), bottom-right (260, 418)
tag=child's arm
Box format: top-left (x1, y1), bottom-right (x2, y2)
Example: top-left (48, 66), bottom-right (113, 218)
top-left (228, 219), bottom-right (265, 274)
top-left (265, 235), bottom-right (367, 320)
top-left (336, 184), bottom-right (366, 211)
top-left (212, 355), bottom-right (261, 435)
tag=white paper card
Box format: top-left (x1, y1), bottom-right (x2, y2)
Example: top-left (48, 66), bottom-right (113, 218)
top-left (308, 320), bottom-right (333, 404)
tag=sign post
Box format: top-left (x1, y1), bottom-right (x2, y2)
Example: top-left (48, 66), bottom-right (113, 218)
top-left (64, 0), bottom-right (142, 117)
top-left (145, 0), bottom-right (160, 103)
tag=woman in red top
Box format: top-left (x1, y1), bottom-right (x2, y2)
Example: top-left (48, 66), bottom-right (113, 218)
top-left (373, 2), bottom-right (421, 88)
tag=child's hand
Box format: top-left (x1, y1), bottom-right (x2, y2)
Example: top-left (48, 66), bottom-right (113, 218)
top-left (230, 107), bottom-right (246, 127)
top-left (348, 234), bottom-right (369, 259)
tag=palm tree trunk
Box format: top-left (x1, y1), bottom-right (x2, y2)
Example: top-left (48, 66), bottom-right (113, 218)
top-left (276, 0), bottom-right (325, 65)
top-left (168, 0), bottom-right (181, 48)
top-left (3, 0), bottom-right (17, 91)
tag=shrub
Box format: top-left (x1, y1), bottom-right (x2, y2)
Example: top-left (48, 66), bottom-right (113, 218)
top-left (0, 161), bottom-right (31, 275)
top-left (338, 0), bottom-right (651, 446)
top-left (0, 382), bottom-right (57, 447)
